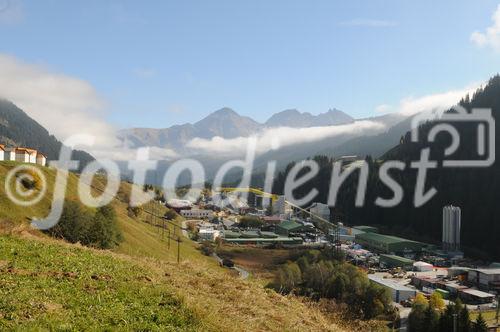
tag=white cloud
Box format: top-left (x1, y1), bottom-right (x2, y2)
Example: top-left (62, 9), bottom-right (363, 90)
top-left (0, 54), bottom-right (123, 159)
top-left (186, 120), bottom-right (386, 156)
top-left (471, 4), bottom-right (500, 51)
top-left (339, 19), bottom-right (397, 28)
top-left (375, 82), bottom-right (482, 116)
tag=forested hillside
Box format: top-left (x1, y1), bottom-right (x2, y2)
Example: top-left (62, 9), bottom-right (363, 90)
top-left (273, 75), bottom-right (500, 260)
top-left (0, 99), bottom-right (94, 169)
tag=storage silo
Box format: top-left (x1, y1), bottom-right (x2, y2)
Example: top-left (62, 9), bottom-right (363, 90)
top-left (442, 205), bottom-right (461, 251)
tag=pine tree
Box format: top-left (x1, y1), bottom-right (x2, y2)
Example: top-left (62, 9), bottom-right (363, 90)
top-left (459, 305), bottom-right (471, 332)
top-left (424, 304), bottom-right (439, 332)
top-left (473, 313), bottom-right (488, 332)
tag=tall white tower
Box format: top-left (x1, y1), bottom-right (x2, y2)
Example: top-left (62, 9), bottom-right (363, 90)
top-left (442, 205), bottom-right (461, 251)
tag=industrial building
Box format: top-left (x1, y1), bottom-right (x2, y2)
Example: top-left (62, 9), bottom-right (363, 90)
top-left (413, 261), bottom-right (433, 272)
top-left (442, 205), bottom-right (461, 250)
top-left (467, 268), bottom-right (500, 292)
top-left (379, 254), bottom-right (414, 269)
top-left (275, 220), bottom-right (312, 236)
top-left (458, 288), bottom-right (495, 304)
top-left (368, 275), bottom-right (416, 302)
top-left (221, 230), bottom-right (302, 245)
top-left (354, 232), bottom-right (428, 254)
top-left (353, 225), bottom-right (378, 233)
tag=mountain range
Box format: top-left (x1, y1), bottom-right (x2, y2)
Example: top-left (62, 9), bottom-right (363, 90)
top-left (115, 106), bottom-right (413, 185)
top-left (118, 107), bottom-right (356, 150)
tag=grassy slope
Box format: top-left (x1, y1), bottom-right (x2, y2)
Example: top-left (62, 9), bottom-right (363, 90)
top-left (0, 235), bottom-right (199, 331)
top-left (0, 162), bottom-right (353, 331)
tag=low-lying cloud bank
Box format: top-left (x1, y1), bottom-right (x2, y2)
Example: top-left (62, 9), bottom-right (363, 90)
top-left (186, 120), bottom-right (387, 156)
top-left (376, 82), bottom-right (482, 116)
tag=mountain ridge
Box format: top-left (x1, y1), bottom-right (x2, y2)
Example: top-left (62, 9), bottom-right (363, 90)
top-left (119, 107), bottom-right (364, 150)
top-left (0, 99), bottom-right (94, 170)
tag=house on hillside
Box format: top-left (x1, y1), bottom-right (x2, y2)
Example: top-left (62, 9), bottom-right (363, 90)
top-left (3, 147), bottom-right (16, 161)
top-left (0, 146), bottom-right (47, 166)
top-left (36, 152), bottom-right (47, 166)
top-left (15, 148), bottom-right (37, 163)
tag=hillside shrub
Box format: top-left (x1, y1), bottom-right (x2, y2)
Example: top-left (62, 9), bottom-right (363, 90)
top-left (47, 201), bottom-right (123, 249)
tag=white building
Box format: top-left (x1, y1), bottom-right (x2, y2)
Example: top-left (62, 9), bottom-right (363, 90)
top-left (15, 148), bottom-right (37, 163)
top-left (36, 153), bottom-right (47, 166)
top-left (3, 147), bottom-right (16, 161)
top-left (180, 209), bottom-right (214, 219)
top-left (442, 205), bottom-right (461, 250)
top-left (468, 268), bottom-right (500, 291)
top-left (0, 144), bottom-right (4, 161)
top-left (413, 261), bottom-right (433, 272)
top-left (368, 275), bottom-right (416, 302)
top-left (198, 228), bottom-right (220, 241)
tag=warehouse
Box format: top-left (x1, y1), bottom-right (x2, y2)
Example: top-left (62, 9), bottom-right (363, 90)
top-left (458, 288), bottom-right (495, 305)
top-left (368, 275), bottom-right (416, 302)
top-left (467, 268), bottom-right (500, 292)
top-left (413, 261), bottom-right (433, 272)
top-left (353, 225), bottom-right (378, 233)
top-left (275, 220), bottom-right (310, 236)
top-left (221, 230), bottom-right (303, 245)
top-left (355, 232), bottom-right (427, 254)
top-left (379, 254), bottom-right (414, 269)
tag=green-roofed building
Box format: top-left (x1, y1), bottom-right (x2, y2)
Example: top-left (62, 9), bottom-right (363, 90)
top-left (240, 230), bottom-right (260, 238)
top-left (379, 254), bottom-right (414, 269)
top-left (276, 220), bottom-right (307, 236)
top-left (223, 230), bottom-right (241, 239)
top-left (355, 232), bottom-right (428, 254)
top-left (223, 237), bottom-right (303, 245)
top-left (353, 225), bottom-right (379, 233)
top-left (259, 231), bottom-right (279, 239)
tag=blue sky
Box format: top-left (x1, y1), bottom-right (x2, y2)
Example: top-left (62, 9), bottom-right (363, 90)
top-left (2, 0), bottom-right (500, 129)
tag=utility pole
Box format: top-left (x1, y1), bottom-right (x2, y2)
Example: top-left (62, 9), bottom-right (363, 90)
top-left (162, 217), bottom-right (165, 240)
top-left (496, 294), bottom-right (499, 325)
top-left (167, 228), bottom-right (171, 249)
top-left (177, 236), bottom-right (181, 264)
top-left (453, 313), bottom-right (457, 332)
